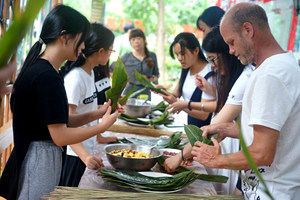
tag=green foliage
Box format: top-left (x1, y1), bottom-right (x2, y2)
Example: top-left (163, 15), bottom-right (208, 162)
top-left (121, 0), bottom-right (209, 35)
top-left (121, 0), bottom-right (158, 34)
top-left (0, 0), bottom-right (47, 68)
top-left (63, 0), bottom-right (92, 19)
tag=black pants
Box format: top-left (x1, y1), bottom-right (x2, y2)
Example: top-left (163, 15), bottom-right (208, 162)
top-left (60, 154), bottom-right (86, 187)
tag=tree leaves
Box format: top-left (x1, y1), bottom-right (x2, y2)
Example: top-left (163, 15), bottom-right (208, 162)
top-left (0, 0), bottom-right (47, 68)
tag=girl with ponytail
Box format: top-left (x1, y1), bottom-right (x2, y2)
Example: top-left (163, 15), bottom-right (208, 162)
top-left (60, 23), bottom-right (119, 187)
top-left (0, 5), bottom-right (119, 200)
top-left (111, 28), bottom-right (159, 100)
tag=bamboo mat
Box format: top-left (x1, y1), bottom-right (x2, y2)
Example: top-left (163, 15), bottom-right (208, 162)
top-left (42, 186), bottom-right (244, 200)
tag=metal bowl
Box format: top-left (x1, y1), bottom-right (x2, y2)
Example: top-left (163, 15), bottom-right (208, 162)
top-left (104, 144), bottom-right (162, 171)
top-left (125, 98), bottom-right (151, 118)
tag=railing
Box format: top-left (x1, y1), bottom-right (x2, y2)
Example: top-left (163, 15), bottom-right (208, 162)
top-left (0, 94), bottom-right (13, 175)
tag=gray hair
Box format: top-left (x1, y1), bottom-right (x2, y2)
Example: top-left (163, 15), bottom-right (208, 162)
top-left (230, 3), bottom-right (269, 31)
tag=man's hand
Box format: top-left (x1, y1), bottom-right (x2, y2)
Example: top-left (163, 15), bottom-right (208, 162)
top-left (201, 123), bottom-right (239, 142)
top-left (191, 139), bottom-right (221, 168)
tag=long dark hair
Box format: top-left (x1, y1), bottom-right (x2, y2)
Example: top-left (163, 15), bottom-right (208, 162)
top-left (169, 32), bottom-right (207, 97)
top-left (202, 26), bottom-right (245, 112)
top-left (60, 23), bottom-right (115, 76)
top-left (196, 6), bottom-right (225, 30)
top-left (129, 28), bottom-right (154, 68)
top-left (14, 5), bottom-right (90, 86)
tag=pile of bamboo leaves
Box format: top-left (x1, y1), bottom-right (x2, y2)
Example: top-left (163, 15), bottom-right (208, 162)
top-left (98, 169), bottom-right (210, 193)
top-left (42, 186), bottom-right (244, 200)
top-left (119, 110), bottom-right (172, 127)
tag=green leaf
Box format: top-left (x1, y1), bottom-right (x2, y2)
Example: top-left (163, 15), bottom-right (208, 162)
top-left (134, 70), bottom-right (166, 95)
top-left (118, 83), bottom-right (135, 105)
top-left (129, 87), bottom-right (147, 98)
top-left (184, 124), bottom-right (216, 146)
top-left (0, 0), bottom-right (47, 68)
top-left (106, 57), bottom-right (129, 112)
top-left (151, 101), bottom-right (169, 112)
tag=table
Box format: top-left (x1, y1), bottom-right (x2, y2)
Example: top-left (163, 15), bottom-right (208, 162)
top-left (78, 126), bottom-right (217, 195)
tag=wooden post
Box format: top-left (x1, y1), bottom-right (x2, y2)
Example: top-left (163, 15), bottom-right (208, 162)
top-left (91, 0), bottom-right (104, 23)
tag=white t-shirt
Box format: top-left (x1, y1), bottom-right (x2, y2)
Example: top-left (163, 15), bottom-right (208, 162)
top-left (64, 67), bottom-right (98, 157)
top-left (241, 52), bottom-right (300, 200)
top-left (226, 64), bottom-right (254, 105)
top-left (182, 64), bottom-right (216, 101)
top-left (209, 65), bottom-right (254, 195)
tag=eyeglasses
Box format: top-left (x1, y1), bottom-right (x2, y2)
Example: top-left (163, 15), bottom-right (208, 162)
top-left (207, 55), bottom-right (220, 65)
top-left (107, 49), bottom-right (116, 53)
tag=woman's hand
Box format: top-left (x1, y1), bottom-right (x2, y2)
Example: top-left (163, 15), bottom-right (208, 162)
top-left (96, 134), bottom-right (118, 143)
top-left (97, 100), bottom-right (111, 118)
top-left (163, 154), bottom-right (182, 173)
top-left (195, 74), bottom-right (216, 97)
top-left (158, 89), bottom-right (177, 104)
top-left (99, 103), bottom-right (119, 130)
top-left (84, 155), bottom-right (104, 170)
top-left (118, 95), bottom-right (127, 106)
top-left (167, 99), bottom-right (187, 114)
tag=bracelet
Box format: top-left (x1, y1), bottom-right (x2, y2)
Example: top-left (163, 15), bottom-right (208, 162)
top-left (181, 149), bottom-right (184, 161)
top-left (188, 100), bottom-right (192, 111)
top-left (201, 103), bottom-right (204, 112)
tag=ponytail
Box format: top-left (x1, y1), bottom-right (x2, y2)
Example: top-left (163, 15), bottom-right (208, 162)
top-left (144, 42), bottom-right (154, 68)
top-left (14, 41), bottom-right (43, 85)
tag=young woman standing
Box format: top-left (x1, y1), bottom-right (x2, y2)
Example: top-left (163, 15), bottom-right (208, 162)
top-left (60, 23), bottom-right (119, 187)
top-left (159, 32), bottom-right (216, 128)
top-left (112, 28), bottom-right (159, 100)
top-left (0, 6), bottom-right (119, 200)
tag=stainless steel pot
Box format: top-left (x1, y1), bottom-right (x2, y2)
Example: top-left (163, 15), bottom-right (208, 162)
top-left (124, 98), bottom-right (151, 118)
top-left (104, 144), bottom-right (162, 171)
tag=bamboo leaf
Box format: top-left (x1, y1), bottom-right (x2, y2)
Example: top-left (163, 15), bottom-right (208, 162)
top-left (184, 125), bottom-right (216, 146)
top-left (119, 83), bottom-right (136, 105)
top-left (106, 57), bottom-right (129, 112)
top-left (151, 101), bottom-right (169, 112)
top-left (134, 70), bottom-right (166, 95)
top-left (0, 0), bottom-right (47, 67)
top-left (129, 87), bottom-right (147, 98)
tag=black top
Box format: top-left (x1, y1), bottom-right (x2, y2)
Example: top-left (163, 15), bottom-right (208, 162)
top-left (0, 58), bottom-right (69, 199)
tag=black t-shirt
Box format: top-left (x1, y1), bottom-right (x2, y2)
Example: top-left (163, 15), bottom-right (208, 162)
top-left (0, 58), bottom-right (69, 199)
